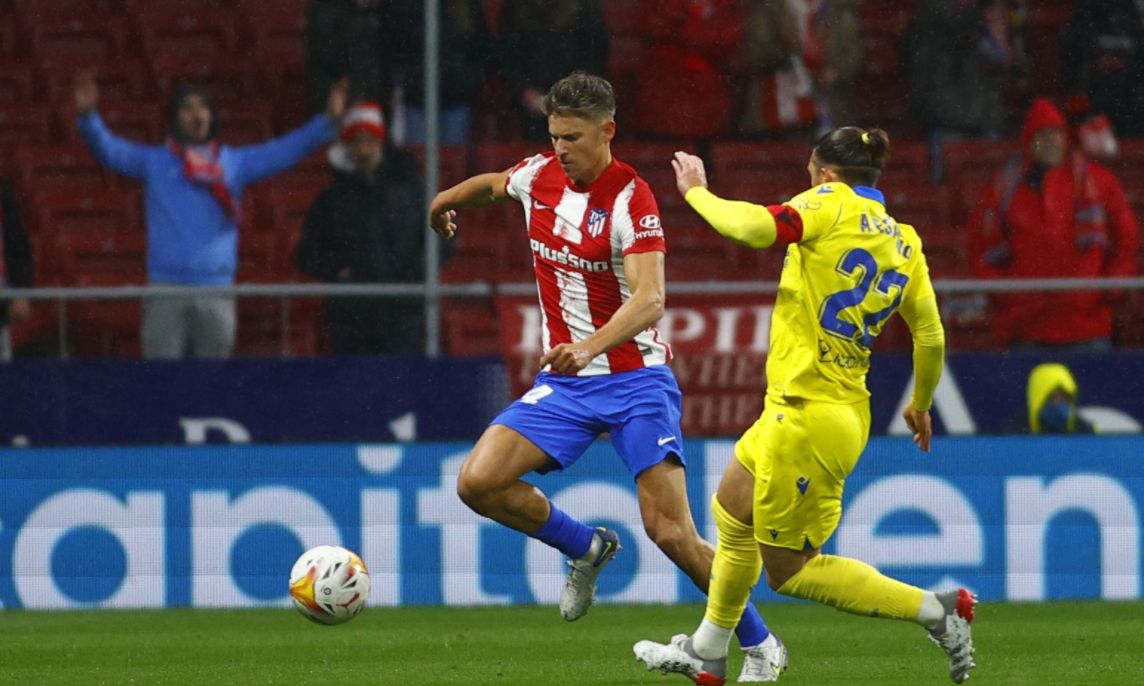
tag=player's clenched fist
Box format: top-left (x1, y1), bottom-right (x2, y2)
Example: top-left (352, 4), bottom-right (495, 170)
top-left (539, 343), bottom-right (594, 374)
top-left (429, 209), bottom-right (457, 239)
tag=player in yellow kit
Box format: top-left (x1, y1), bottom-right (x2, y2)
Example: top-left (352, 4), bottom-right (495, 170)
top-left (634, 128), bottom-right (976, 685)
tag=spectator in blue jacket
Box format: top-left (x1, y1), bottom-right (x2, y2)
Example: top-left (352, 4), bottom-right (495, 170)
top-left (74, 72), bottom-right (347, 359)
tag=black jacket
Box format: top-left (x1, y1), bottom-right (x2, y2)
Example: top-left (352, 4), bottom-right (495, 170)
top-left (382, 0), bottom-right (492, 109)
top-left (295, 147), bottom-right (437, 354)
top-left (0, 180), bottom-right (34, 325)
top-left (306, 0), bottom-right (385, 112)
top-left (296, 147), bottom-right (426, 285)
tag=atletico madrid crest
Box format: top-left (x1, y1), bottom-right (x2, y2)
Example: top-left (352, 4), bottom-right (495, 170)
top-left (587, 208), bottom-right (609, 237)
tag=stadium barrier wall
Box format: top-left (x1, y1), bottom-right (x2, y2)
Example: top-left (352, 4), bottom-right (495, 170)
top-left (1, 436), bottom-right (1140, 610)
top-left (2, 353), bottom-right (1142, 446)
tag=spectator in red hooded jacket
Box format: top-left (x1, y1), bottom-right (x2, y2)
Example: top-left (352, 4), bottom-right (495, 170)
top-left (968, 96), bottom-right (1140, 352)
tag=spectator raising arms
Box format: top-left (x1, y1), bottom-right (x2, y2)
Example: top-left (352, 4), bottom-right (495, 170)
top-left (75, 73), bottom-right (346, 360)
top-left (968, 97), bottom-right (1141, 353)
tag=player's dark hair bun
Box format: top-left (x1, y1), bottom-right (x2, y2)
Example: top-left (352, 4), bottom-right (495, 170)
top-left (812, 127), bottom-right (891, 186)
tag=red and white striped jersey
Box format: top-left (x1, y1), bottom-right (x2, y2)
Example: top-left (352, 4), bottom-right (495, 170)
top-left (505, 152), bottom-right (672, 376)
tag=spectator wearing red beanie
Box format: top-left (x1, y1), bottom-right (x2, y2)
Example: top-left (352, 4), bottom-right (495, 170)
top-left (968, 96), bottom-right (1140, 351)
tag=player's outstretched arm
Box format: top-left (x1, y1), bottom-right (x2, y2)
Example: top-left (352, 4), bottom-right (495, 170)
top-left (428, 170), bottom-right (511, 239)
top-left (672, 152), bottom-right (779, 249)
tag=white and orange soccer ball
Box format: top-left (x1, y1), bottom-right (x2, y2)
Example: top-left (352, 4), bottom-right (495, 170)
top-left (288, 545), bottom-right (370, 625)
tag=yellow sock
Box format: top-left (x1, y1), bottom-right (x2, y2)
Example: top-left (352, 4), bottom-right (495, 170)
top-left (703, 495), bottom-right (762, 629)
top-left (776, 554), bottom-right (924, 621)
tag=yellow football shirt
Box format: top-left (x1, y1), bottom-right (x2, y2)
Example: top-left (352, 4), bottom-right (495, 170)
top-left (765, 182), bottom-right (940, 404)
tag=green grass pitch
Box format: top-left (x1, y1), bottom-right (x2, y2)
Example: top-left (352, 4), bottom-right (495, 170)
top-left (1, 601), bottom-right (1141, 685)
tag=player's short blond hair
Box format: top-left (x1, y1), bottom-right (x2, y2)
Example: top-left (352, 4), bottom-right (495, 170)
top-left (542, 72), bottom-right (616, 123)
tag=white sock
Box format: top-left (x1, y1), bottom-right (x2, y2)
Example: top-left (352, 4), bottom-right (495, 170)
top-left (916, 591), bottom-right (945, 629)
top-left (691, 618), bottom-right (734, 659)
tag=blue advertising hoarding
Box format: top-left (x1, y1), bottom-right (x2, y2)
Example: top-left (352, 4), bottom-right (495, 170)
top-left (0, 353), bottom-right (1141, 447)
top-left (0, 357), bottom-right (508, 445)
top-left (1, 436), bottom-right (1139, 609)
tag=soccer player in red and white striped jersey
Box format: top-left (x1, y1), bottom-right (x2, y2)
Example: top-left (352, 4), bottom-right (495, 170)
top-left (429, 72), bottom-right (782, 679)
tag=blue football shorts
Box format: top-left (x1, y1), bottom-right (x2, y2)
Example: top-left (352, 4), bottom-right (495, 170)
top-left (491, 365), bottom-right (686, 479)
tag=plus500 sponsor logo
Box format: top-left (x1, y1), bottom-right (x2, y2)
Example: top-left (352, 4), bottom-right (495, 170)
top-left (530, 239), bottom-right (611, 273)
top-left (1, 439), bottom-right (1141, 609)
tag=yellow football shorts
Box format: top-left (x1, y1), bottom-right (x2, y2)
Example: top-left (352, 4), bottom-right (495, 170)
top-left (733, 395), bottom-right (870, 551)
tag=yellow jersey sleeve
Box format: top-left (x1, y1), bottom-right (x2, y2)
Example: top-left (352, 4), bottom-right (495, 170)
top-left (684, 187), bottom-right (777, 248)
top-left (896, 225), bottom-right (945, 411)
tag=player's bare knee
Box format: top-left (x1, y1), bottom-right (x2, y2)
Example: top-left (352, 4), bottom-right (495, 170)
top-left (456, 460), bottom-right (500, 514)
top-left (764, 567), bottom-right (792, 592)
top-left (643, 516), bottom-right (690, 559)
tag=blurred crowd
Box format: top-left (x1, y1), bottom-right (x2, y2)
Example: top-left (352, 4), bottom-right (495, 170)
top-left (0, 0), bottom-right (1141, 359)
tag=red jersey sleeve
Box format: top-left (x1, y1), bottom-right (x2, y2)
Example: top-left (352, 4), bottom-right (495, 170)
top-left (616, 178), bottom-right (666, 255)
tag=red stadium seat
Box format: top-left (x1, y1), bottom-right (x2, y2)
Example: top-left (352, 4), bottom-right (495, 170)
top-left (273, 149), bottom-right (333, 191)
top-left (234, 297), bottom-right (318, 358)
top-left (1024, 3), bottom-right (1074, 99)
top-left (718, 176), bottom-right (804, 206)
top-left (47, 224), bottom-right (145, 357)
top-left (250, 180), bottom-right (323, 233)
top-left (65, 297), bottom-right (143, 358)
top-left (601, 0), bottom-right (643, 33)
top-left (473, 142), bottom-right (537, 174)
top-left (481, 0), bottom-right (504, 28)
top-left (442, 299), bottom-right (502, 357)
top-left (0, 59), bottom-right (37, 104)
top-left (0, 104), bottom-right (54, 147)
top-left (24, 11), bottom-right (131, 62)
top-left (52, 101), bottom-right (164, 147)
top-left (32, 188), bottom-right (142, 241)
top-left (247, 181), bottom-right (325, 279)
top-left (708, 141), bottom-right (813, 184)
top-left (663, 222), bottom-right (742, 281)
top-left (439, 204), bottom-right (521, 283)
top-left (406, 145), bottom-right (470, 189)
top-left (14, 0), bottom-right (128, 18)
top-left (231, 0), bottom-right (309, 19)
top-left (151, 54), bottom-right (260, 105)
top-left (942, 139), bottom-right (1020, 193)
top-left (237, 230), bottom-right (285, 283)
top-left (136, 6), bottom-right (240, 61)
top-left (40, 58), bottom-right (154, 106)
top-left (239, 3), bottom-right (307, 77)
top-left (97, 102), bottom-right (164, 144)
top-left (884, 185), bottom-right (951, 232)
top-left (877, 139), bottom-right (929, 193)
top-left (612, 140), bottom-right (696, 201)
top-left (1113, 291), bottom-right (1144, 348)
top-left (12, 144), bottom-right (114, 193)
top-left (50, 228), bottom-right (146, 286)
top-left (0, 6), bottom-right (14, 56)
top-left (213, 102), bottom-right (274, 146)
